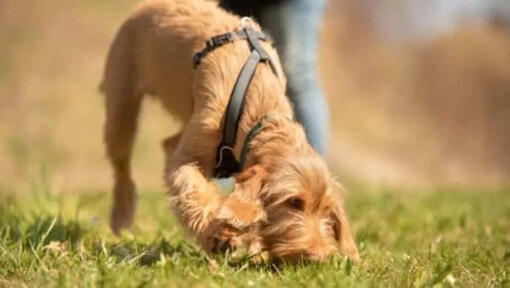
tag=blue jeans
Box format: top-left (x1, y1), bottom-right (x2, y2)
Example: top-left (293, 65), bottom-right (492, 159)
top-left (220, 0), bottom-right (330, 156)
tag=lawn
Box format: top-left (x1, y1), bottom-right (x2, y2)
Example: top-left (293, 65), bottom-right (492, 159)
top-left (1, 185), bottom-right (508, 287)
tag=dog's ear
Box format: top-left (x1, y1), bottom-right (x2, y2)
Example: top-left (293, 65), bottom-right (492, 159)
top-left (331, 206), bottom-right (359, 261)
top-left (234, 165), bottom-right (268, 200)
top-left (330, 182), bottom-right (359, 261)
top-left (215, 165), bottom-right (268, 229)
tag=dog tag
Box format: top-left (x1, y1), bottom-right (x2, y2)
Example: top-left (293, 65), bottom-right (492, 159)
top-left (212, 177), bottom-right (235, 196)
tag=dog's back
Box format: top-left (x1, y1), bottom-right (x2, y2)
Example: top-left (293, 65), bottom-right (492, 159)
top-left (104, 0), bottom-right (241, 121)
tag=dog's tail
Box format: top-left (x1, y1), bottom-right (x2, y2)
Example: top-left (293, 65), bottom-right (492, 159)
top-left (103, 21), bottom-right (142, 235)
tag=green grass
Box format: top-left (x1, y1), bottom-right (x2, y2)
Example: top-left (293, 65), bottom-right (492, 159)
top-left (1, 186), bottom-right (509, 287)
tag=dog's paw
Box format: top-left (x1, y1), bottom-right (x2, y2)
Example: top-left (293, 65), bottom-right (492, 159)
top-left (205, 187), bottom-right (266, 255)
top-left (210, 222), bottom-right (264, 260)
top-left (110, 178), bottom-right (137, 235)
top-left (210, 223), bottom-right (242, 253)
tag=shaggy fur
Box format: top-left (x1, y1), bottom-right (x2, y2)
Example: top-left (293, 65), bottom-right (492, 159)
top-left (103, 0), bottom-right (359, 261)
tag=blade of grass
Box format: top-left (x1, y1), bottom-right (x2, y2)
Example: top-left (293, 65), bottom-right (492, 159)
top-left (0, 242), bottom-right (19, 266)
top-left (36, 216), bottom-right (58, 252)
top-left (29, 242), bottom-right (48, 272)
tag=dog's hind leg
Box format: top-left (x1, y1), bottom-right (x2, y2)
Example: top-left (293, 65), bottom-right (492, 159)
top-left (103, 26), bottom-right (142, 235)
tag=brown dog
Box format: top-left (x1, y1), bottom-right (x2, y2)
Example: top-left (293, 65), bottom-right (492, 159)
top-left (102, 0), bottom-right (359, 262)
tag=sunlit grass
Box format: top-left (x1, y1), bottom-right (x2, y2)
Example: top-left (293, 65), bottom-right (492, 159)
top-left (1, 186), bottom-right (508, 287)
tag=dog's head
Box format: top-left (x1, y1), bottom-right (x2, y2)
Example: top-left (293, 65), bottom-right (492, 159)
top-left (239, 157), bottom-right (359, 262)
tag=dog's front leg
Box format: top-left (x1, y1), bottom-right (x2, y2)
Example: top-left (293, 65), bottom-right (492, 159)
top-left (166, 163), bottom-right (223, 251)
top-left (165, 162), bottom-right (267, 254)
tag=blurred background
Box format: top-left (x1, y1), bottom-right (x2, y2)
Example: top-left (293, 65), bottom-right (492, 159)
top-left (1, 0), bottom-right (509, 195)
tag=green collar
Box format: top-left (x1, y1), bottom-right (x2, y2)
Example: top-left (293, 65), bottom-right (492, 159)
top-left (239, 115), bottom-right (293, 169)
top-left (239, 116), bottom-right (268, 169)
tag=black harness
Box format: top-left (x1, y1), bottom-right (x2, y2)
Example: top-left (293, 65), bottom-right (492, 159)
top-left (193, 24), bottom-right (280, 178)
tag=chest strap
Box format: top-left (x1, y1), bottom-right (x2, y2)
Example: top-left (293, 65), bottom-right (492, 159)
top-left (193, 24), bottom-right (280, 178)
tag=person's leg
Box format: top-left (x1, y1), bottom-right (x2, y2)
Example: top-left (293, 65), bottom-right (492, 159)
top-left (260, 0), bottom-right (330, 156)
top-left (219, 0), bottom-right (330, 156)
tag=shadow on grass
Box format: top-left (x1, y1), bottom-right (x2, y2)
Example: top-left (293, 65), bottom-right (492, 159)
top-left (94, 238), bottom-right (289, 273)
top-left (0, 212), bottom-right (211, 267)
top-left (0, 213), bottom-right (86, 249)
top-left (26, 216), bottom-right (84, 248)
top-left (97, 239), bottom-right (209, 266)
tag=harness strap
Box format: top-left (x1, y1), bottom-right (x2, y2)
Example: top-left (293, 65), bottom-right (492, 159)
top-left (193, 24), bottom-right (280, 178)
top-left (244, 27), bottom-right (279, 76)
top-left (215, 49), bottom-right (262, 178)
top-left (193, 30), bottom-right (270, 68)
top-left (221, 50), bottom-right (261, 149)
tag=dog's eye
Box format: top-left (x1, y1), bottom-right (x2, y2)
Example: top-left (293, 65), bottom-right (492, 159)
top-left (287, 197), bottom-right (304, 210)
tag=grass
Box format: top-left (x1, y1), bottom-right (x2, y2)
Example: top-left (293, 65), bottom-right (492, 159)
top-left (1, 185), bottom-right (509, 287)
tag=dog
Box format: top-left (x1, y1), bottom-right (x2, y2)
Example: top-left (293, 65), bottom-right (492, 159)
top-left (102, 0), bottom-right (359, 262)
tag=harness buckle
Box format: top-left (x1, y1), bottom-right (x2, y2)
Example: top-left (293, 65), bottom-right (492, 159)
top-left (209, 33), bottom-right (233, 48)
top-left (240, 17), bottom-right (255, 29)
top-left (196, 33), bottom-right (234, 68)
top-left (192, 52), bottom-right (202, 68)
